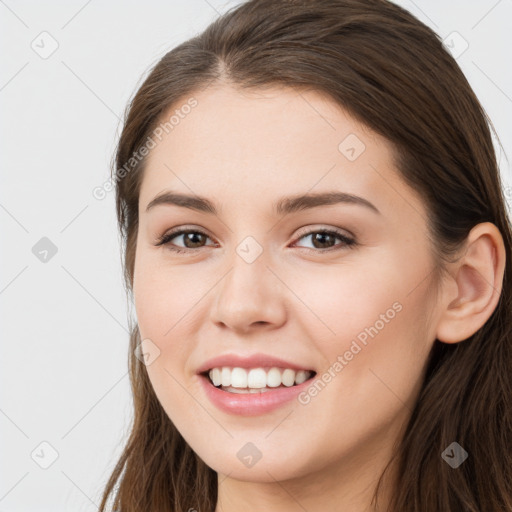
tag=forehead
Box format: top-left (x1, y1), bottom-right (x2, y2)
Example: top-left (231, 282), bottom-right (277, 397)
top-left (138, 84), bottom-right (424, 221)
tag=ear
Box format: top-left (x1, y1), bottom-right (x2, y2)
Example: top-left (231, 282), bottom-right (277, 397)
top-left (436, 222), bottom-right (506, 344)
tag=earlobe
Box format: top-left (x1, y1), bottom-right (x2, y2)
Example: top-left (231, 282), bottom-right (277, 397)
top-left (436, 222), bottom-right (506, 344)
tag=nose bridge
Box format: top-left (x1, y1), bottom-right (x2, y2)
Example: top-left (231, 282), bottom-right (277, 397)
top-left (210, 236), bottom-right (286, 330)
top-left (220, 237), bottom-right (272, 304)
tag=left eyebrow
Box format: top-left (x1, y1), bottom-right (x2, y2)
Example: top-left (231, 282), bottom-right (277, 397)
top-left (145, 190), bottom-right (381, 216)
top-left (274, 191), bottom-right (380, 215)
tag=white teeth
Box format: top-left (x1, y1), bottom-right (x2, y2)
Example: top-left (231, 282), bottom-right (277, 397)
top-left (247, 368), bottom-right (267, 388)
top-left (231, 367), bottom-right (248, 388)
top-left (211, 368), bottom-right (221, 387)
top-left (221, 367), bottom-right (231, 387)
top-left (281, 368), bottom-right (295, 387)
top-left (207, 366), bottom-right (314, 389)
top-left (295, 370), bottom-right (309, 385)
top-left (266, 367), bottom-right (282, 388)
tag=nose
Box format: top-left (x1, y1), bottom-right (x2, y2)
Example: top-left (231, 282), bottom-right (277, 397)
top-left (209, 251), bottom-right (287, 334)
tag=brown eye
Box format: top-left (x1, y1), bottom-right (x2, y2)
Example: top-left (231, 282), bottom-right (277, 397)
top-left (156, 229), bottom-right (215, 253)
top-left (293, 229), bottom-right (356, 252)
top-left (179, 231), bottom-right (209, 249)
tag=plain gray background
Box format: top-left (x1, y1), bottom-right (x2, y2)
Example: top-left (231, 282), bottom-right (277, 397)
top-left (1, 1), bottom-right (511, 510)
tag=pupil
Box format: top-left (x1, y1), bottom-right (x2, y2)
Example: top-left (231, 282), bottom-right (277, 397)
top-left (186, 232), bottom-right (204, 248)
top-left (313, 233), bottom-right (333, 248)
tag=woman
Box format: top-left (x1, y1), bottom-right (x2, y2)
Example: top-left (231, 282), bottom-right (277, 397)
top-left (100, 0), bottom-right (512, 510)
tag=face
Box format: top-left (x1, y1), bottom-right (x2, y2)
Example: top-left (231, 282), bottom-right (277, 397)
top-left (133, 84), bottom-right (441, 483)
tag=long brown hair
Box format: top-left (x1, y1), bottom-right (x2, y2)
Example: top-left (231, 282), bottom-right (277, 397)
top-left (99, 0), bottom-right (512, 510)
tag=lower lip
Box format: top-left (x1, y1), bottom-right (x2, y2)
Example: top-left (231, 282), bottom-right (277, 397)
top-left (199, 374), bottom-right (314, 416)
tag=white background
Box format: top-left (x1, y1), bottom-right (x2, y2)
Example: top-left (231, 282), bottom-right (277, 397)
top-left (1, 1), bottom-right (511, 510)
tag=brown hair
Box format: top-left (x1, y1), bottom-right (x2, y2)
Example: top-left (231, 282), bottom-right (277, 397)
top-left (99, 0), bottom-right (512, 510)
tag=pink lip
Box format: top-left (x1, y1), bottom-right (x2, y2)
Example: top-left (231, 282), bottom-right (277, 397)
top-left (196, 353), bottom-right (314, 374)
top-left (198, 374), bottom-right (315, 416)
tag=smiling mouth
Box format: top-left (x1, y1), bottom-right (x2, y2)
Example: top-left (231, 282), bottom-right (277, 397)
top-left (201, 366), bottom-right (317, 394)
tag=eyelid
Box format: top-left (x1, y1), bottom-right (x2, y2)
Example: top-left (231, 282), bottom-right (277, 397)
top-left (293, 224), bottom-right (355, 241)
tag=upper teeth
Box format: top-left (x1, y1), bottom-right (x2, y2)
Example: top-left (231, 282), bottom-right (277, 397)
top-left (208, 367), bottom-right (313, 388)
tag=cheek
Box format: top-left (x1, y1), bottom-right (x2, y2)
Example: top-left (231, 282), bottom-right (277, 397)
top-left (132, 254), bottom-right (212, 409)
top-left (286, 257), bottom-right (403, 345)
top-left (132, 260), bottom-right (198, 427)
top-left (133, 251), bottom-right (203, 342)
top-left (293, 242), bottom-right (434, 346)
top-left (294, 251), bottom-right (434, 403)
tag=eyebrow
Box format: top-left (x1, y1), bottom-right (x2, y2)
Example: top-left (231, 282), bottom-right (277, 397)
top-left (145, 190), bottom-right (380, 216)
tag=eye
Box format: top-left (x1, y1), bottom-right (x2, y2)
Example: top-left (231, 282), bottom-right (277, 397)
top-left (292, 228), bottom-right (356, 252)
top-left (155, 227), bottom-right (357, 254)
top-left (155, 228), bottom-right (216, 254)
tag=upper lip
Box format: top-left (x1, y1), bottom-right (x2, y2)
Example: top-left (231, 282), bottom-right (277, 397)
top-left (196, 353), bottom-right (315, 375)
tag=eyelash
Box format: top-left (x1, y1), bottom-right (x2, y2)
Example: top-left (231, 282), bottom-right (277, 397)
top-left (155, 227), bottom-right (357, 254)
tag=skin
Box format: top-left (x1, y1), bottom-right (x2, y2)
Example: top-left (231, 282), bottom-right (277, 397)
top-left (132, 84), bottom-right (506, 512)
